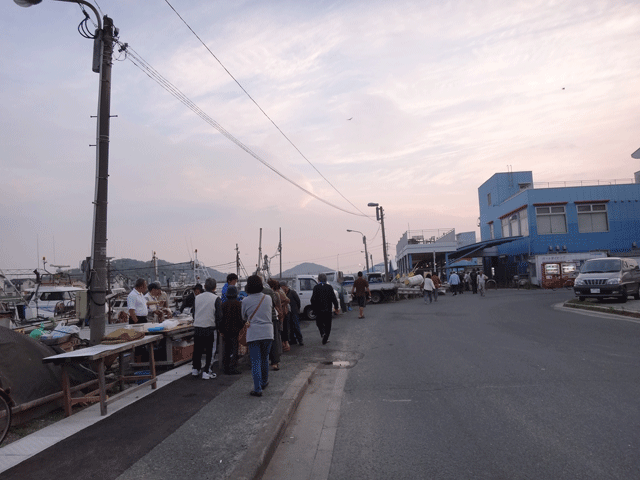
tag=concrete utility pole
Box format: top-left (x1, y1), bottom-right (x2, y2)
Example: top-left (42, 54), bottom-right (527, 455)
top-left (89, 15), bottom-right (115, 345)
top-left (279, 227), bottom-right (282, 279)
top-left (236, 244), bottom-right (240, 278)
top-left (368, 203), bottom-right (390, 281)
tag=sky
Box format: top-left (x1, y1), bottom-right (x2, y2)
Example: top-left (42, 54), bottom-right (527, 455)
top-left (1, 0), bottom-right (639, 276)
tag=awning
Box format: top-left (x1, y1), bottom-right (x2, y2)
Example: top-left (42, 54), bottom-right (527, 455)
top-left (448, 237), bottom-right (522, 261)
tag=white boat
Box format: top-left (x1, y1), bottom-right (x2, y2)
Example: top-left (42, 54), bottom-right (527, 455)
top-left (22, 284), bottom-right (85, 322)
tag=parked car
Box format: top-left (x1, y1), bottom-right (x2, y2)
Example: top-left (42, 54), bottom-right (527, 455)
top-left (573, 257), bottom-right (640, 303)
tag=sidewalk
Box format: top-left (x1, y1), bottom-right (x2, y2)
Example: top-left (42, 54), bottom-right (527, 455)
top-left (562, 296), bottom-right (640, 319)
top-left (0, 319), bottom-right (339, 480)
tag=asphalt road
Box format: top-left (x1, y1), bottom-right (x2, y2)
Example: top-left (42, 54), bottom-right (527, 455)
top-left (271, 289), bottom-right (640, 479)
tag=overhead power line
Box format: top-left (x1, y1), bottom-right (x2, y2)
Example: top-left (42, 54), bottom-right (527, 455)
top-left (162, 0), bottom-right (371, 219)
top-left (117, 42), bottom-right (366, 217)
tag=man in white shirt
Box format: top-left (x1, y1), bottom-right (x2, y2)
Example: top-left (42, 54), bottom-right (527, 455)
top-left (192, 278), bottom-right (222, 379)
top-left (449, 272), bottom-right (460, 296)
top-left (127, 278), bottom-right (148, 324)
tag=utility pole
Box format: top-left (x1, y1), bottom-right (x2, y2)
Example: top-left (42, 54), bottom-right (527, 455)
top-left (236, 244), bottom-right (240, 278)
top-left (363, 236), bottom-right (369, 273)
top-left (152, 251), bottom-right (158, 282)
top-left (279, 227), bottom-right (282, 279)
top-left (380, 208), bottom-right (389, 281)
top-left (89, 15), bottom-right (115, 345)
top-left (368, 203), bottom-right (390, 281)
top-left (257, 228), bottom-right (262, 276)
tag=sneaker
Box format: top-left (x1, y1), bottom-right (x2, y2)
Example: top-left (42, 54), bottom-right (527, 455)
top-left (191, 368), bottom-right (199, 376)
top-left (202, 372), bottom-right (216, 380)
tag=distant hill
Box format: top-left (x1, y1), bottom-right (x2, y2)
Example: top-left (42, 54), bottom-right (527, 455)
top-left (281, 263), bottom-right (332, 277)
top-left (66, 257), bottom-right (230, 286)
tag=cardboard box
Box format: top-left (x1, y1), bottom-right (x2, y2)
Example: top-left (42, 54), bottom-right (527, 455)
top-left (172, 343), bottom-right (194, 362)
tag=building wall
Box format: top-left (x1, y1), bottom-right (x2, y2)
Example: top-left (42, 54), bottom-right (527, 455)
top-left (477, 171), bottom-right (640, 285)
top-left (478, 171), bottom-right (533, 242)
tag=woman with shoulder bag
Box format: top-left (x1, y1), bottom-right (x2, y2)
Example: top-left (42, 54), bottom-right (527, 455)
top-left (241, 275), bottom-right (274, 397)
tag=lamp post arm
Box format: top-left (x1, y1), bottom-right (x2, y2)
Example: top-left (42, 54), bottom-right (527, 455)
top-left (55, 0), bottom-right (102, 29)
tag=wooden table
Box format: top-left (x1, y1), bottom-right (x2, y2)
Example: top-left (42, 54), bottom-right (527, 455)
top-left (42, 334), bottom-right (162, 416)
top-left (130, 324), bottom-right (195, 368)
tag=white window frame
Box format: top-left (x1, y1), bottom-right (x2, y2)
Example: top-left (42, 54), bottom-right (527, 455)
top-left (499, 209), bottom-right (529, 237)
top-left (520, 208), bottom-right (529, 237)
top-left (577, 203), bottom-right (609, 233)
top-left (535, 205), bottom-right (567, 235)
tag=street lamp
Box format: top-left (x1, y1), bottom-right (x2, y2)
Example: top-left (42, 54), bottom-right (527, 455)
top-left (347, 230), bottom-right (369, 273)
top-left (16, 0), bottom-right (116, 345)
top-left (367, 203), bottom-right (389, 281)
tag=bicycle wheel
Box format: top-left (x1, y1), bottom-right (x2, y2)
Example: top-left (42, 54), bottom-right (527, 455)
top-left (0, 394), bottom-right (11, 446)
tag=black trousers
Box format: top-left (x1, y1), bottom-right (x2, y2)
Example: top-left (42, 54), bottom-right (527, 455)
top-left (316, 311), bottom-right (332, 339)
top-left (192, 326), bottom-right (216, 372)
top-left (222, 333), bottom-right (239, 373)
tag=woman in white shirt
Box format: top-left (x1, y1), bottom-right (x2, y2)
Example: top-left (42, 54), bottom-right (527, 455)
top-left (422, 274), bottom-right (436, 304)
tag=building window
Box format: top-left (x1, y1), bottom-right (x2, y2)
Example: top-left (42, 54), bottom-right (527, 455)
top-left (520, 208), bottom-right (529, 236)
top-left (577, 203), bottom-right (608, 233)
top-left (499, 209), bottom-right (529, 237)
top-left (536, 206), bottom-right (567, 234)
top-left (487, 193), bottom-right (491, 206)
top-left (501, 217), bottom-right (509, 237)
top-left (489, 223), bottom-right (495, 240)
top-left (509, 214), bottom-right (520, 236)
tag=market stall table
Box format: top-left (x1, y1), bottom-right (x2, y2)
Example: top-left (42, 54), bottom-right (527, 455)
top-left (42, 334), bottom-right (162, 416)
top-left (130, 324), bottom-right (195, 368)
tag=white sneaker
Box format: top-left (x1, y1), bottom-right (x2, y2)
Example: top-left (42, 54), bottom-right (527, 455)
top-left (191, 368), bottom-right (199, 376)
top-left (202, 372), bottom-right (215, 380)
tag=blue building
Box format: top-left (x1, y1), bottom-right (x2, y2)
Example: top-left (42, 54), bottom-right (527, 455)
top-left (451, 170), bottom-right (640, 287)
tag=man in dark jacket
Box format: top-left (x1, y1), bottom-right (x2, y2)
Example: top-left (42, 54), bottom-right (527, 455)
top-left (219, 286), bottom-right (243, 375)
top-left (310, 273), bottom-right (339, 345)
top-left (180, 283), bottom-right (203, 318)
top-left (281, 281), bottom-right (303, 346)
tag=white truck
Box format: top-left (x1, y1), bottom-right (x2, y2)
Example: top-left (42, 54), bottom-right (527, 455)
top-left (364, 272), bottom-right (399, 304)
top-left (280, 275), bottom-right (341, 320)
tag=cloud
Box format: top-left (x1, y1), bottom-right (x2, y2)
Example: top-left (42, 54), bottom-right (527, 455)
top-left (1, 0), bottom-right (639, 273)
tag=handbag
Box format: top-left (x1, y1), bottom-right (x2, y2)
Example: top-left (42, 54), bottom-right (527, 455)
top-left (239, 294), bottom-right (265, 346)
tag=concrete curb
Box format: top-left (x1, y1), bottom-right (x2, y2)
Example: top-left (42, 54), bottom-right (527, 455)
top-left (229, 364), bottom-right (317, 480)
top-left (555, 302), bottom-right (640, 324)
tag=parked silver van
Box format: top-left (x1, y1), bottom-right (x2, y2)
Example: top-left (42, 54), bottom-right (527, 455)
top-left (573, 257), bottom-right (640, 302)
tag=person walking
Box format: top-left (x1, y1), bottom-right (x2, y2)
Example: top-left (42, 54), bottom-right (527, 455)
top-left (281, 281), bottom-right (303, 346)
top-left (219, 286), bottom-right (243, 375)
top-left (351, 271), bottom-right (371, 319)
top-left (471, 269), bottom-right (478, 294)
top-left (192, 278), bottom-right (222, 380)
top-left (262, 279), bottom-right (283, 371)
top-left (422, 274), bottom-right (436, 304)
top-left (242, 275), bottom-right (274, 397)
top-left (270, 279), bottom-right (291, 352)
top-left (478, 270), bottom-right (488, 297)
top-left (449, 272), bottom-right (460, 296)
top-left (311, 273), bottom-right (339, 345)
top-left (431, 272), bottom-right (441, 302)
